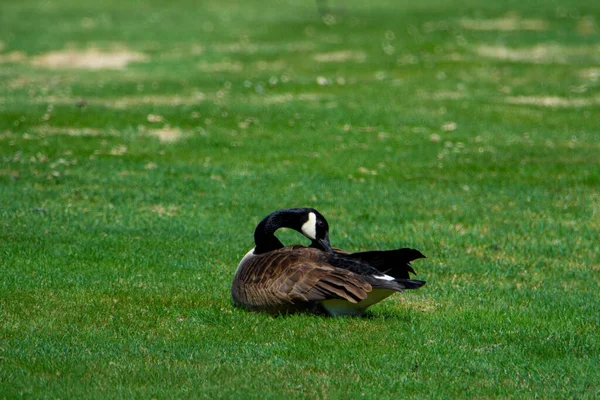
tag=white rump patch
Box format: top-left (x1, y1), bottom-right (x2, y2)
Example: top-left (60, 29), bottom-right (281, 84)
top-left (300, 212), bottom-right (317, 240)
top-left (374, 274), bottom-right (395, 281)
top-left (321, 289), bottom-right (396, 316)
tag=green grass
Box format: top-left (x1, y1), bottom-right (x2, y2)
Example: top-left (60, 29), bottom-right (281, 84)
top-left (1, 0), bottom-right (599, 397)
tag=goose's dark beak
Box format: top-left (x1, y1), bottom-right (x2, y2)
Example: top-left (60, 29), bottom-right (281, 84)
top-left (318, 235), bottom-right (333, 253)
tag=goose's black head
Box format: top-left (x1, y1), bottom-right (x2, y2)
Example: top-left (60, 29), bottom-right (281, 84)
top-left (253, 208), bottom-right (332, 254)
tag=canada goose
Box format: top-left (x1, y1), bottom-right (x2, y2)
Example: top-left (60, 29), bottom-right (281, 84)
top-left (231, 208), bottom-right (426, 316)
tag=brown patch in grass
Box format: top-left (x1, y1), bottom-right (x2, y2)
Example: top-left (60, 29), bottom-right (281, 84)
top-left (197, 60), bottom-right (243, 72)
top-left (105, 94), bottom-right (206, 108)
top-left (476, 45), bottom-right (558, 63)
top-left (148, 127), bottom-right (183, 143)
top-left (475, 44), bottom-right (599, 64)
top-left (147, 114), bottom-right (164, 123)
top-left (151, 205), bottom-right (178, 217)
top-left (32, 48), bottom-right (148, 69)
top-left (394, 295), bottom-right (438, 312)
top-left (506, 96), bottom-right (600, 107)
top-left (0, 51), bottom-right (27, 64)
top-left (212, 41), bottom-right (315, 54)
top-left (197, 59), bottom-right (288, 72)
top-left (30, 125), bottom-right (184, 142)
top-left (579, 68), bottom-right (600, 82)
top-left (8, 77), bottom-right (29, 90)
top-left (0, 131), bottom-right (13, 140)
top-left (460, 14), bottom-right (548, 31)
top-left (259, 93), bottom-right (332, 104)
top-left (28, 124), bottom-right (184, 143)
top-left (423, 91), bottom-right (468, 100)
top-left (313, 50), bottom-right (367, 63)
top-left (0, 169), bottom-right (20, 179)
top-left (254, 60), bottom-right (287, 71)
top-left (29, 126), bottom-right (109, 136)
top-left (36, 94), bottom-right (207, 108)
top-left (109, 145), bottom-right (128, 156)
top-left (577, 16), bottom-right (598, 36)
top-left (137, 126), bottom-right (185, 143)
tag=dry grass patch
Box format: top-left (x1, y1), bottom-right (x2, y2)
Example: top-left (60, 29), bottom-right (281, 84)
top-left (313, 50), bottom-right (367, 63)
top-left (109, 145), bottom-right (128, 156)
top-left (107, 94), bottom-right (207, 108)
top-left (29, 126), bottom-right (110, 137)
top-left (579, 68), bottom-right (600, 82)
top-left (258, 93), bottom-right (333, 105)
top-left (35, 94), bottom-right (207, 108)
top-left (421, 91), bottom-right (468, 101)
top-left (197, 60), bottom-right (243, 72)
top-left (31, 47), bottom-right (148, 69)
top-left (254, 60), bottom-right (287, 71)
top-left (475, 44), bottom-right (600, 64)
top-left (460, 14), bottom-right (548, 31)
top-left (212, 41), bottom-right (316, 54)
top-left (21, 123), bottom-right (184, 144)
top-left (0, 51), bottom-right (27, 64)
top-left (197, 59), bottom-right (287, 73)
top-left (506, 96), bottom-right (600, 107)
top-left (146, 127), bottom-right (183, 143)
top-left (476, 45), bottom-right (557, 63)
top-left (8, 76), bottom-right (33, 90)
top-left (151, 205), bottom-right (179, 217)
top-left (392, 295), bottom-right (439, 313)
top-left (34, 125), bottom-right (186, 142)
top-left (0, 169), bottom-right (20, 179)
top-left (577, 16), bottom-right (598, 36)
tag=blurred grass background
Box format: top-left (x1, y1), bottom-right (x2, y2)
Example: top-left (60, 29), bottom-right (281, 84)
top-left (1, 0), bottom-right (599, 398)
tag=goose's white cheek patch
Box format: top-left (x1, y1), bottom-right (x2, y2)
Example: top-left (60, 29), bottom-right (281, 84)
top-left (301, 212), bottom-right (317, 240)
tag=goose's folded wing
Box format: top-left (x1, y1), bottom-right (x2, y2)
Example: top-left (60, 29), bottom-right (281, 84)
top-left (275, 262), bottom-right (372, 304)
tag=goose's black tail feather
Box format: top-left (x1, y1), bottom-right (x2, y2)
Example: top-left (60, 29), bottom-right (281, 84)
top-left (395, 279), bottom-right (427, 289)
top-left (349, 248), bottom-right (426, 279)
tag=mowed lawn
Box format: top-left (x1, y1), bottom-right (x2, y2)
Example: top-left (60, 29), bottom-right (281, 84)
top-left (1, 0), bottom-right (599, 398)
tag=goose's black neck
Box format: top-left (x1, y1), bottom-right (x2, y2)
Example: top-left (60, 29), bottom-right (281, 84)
top-left (253, 208), bottom-right (309, 254)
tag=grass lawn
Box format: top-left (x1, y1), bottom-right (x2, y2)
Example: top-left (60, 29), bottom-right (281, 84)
top-left (1, 0), bottom-right (599, 397)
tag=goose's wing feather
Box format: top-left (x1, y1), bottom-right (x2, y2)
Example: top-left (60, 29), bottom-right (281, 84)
top-left (234, 247), bottom-right (372, 310)
top-left (278, 262), bottom-right (371, 304)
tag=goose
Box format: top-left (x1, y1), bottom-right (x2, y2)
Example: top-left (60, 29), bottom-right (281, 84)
top-left (231, 208), bottom-right (426, 316)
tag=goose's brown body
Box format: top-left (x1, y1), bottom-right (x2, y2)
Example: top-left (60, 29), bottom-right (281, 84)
top-left (232, 246), bottom-right (368, 314)
top-left (232, 245), bottom-right (424, 315)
